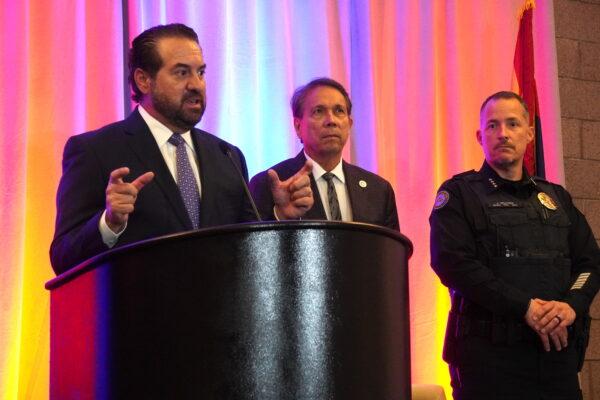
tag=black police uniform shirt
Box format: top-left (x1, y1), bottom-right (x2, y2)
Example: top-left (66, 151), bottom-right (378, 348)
top-left (429, 161), bottom-right (599, 321)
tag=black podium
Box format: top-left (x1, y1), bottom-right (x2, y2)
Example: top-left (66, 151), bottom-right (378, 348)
top-left (46, 221), bottom-right (413, 399)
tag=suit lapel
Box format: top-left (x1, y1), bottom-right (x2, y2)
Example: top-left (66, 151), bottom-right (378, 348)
top-left (306, 173), bottom-right (327, 219)
top-left (343, 162), bottom-right (365, 221)
top-left (122, 109), bottom-right (193, 230)
top-left (191, 129), bottom-right (214, 226)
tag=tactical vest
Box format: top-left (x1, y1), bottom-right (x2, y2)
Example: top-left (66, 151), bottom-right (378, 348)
top-left (461, 173), bottom-right (572, 302)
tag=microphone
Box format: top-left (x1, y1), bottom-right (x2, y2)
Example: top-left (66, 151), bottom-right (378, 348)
top-left (219, 142), bottom-right (262, 221)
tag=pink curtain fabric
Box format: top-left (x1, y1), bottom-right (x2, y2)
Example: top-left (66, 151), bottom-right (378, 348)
top-left (0, 1), bottom-right (560, 397)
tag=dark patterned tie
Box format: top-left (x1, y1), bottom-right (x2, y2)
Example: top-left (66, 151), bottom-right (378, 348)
top-left (322, 172), bottom-right (342, 221)
top-left (168, 133), bottom-right (200, 229)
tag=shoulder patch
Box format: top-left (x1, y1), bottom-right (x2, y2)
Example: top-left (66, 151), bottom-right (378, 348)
top-left (433, 190), bottom-right (450, 210)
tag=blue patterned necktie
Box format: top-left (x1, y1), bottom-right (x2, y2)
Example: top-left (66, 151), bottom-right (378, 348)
top-left (168, 133), bottom-right (200, 229)
top-left (322, 172), bottom-right (342, 221)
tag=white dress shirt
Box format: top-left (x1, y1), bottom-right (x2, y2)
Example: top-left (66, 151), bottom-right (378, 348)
top-left (99, 105), bottom-right (202, 247)
top-left (305, 153), bottom-right (353, 222)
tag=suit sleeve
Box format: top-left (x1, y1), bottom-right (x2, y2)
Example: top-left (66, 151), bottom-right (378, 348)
top-left (429, 180), bottom-right (532, 318)
top-left (384, 182), bottom-right (400, 231)
top-left (50, 135), bottom-right (109, 274)
top-left (248, 170), bottom-right (276, 221)
top-left (557, 187), bottom-right (600, 316)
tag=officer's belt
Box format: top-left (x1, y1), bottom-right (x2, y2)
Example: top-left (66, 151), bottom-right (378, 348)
top-left (449, 310), bottom-right (537, 345)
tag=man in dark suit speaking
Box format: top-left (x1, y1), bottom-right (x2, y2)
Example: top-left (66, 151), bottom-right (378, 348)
top-left (50, 23), bottom-right (313, 274)
top-left (249, 78), bottom-right (399, 231)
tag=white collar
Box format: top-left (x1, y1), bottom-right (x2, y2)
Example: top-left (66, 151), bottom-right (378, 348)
top-left (138, 105), bottom-right (194, 148)
top-left (304, 152), bottom-right (345, 183)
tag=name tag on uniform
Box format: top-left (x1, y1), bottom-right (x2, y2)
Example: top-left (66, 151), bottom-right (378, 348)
top-left (488, 201), bottom-right (521, 208)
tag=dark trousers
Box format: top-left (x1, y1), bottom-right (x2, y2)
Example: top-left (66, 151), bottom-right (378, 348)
top-left (450, 336), bottom-right (582, 400)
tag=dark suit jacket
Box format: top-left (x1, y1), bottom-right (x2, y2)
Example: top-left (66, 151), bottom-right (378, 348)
top-left (249, 151), bottom-right (400, 231)
top-left (50, 108), bottom-right (256, 274)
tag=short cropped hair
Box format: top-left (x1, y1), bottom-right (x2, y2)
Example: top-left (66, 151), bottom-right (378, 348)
top-left (480, 91), bottom-right (530, 121)
top-left (291, 78), bottom-right (352, 118)
top-left (128, 23), bottom-right (200, 102)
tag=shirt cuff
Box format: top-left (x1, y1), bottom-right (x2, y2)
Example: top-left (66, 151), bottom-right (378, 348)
top-left (273, 206), bottom-right (303, 221)
top-left (99, 210), bottom-right (126, 248)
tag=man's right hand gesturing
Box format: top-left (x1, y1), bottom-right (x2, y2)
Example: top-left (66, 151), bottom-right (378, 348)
top-left (105, 167), bottom-right (154, 233)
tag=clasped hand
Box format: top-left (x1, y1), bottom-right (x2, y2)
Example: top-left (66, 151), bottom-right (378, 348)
top-left (524, 298), bottom-right (576, 352)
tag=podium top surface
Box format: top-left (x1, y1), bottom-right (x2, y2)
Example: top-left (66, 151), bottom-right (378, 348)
top-left (46, 221), bottom-right (412, 290)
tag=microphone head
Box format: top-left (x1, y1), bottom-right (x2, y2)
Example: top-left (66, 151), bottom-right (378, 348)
top-left (219, 141), bottom-right (231, 156)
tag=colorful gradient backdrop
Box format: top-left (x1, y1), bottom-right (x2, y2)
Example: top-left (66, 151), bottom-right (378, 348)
top-left (0, 1), bottom-right (562, 398)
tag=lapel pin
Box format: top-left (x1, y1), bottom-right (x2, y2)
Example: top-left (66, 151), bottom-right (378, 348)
top-left (359, 180), bottom-right (367, 188)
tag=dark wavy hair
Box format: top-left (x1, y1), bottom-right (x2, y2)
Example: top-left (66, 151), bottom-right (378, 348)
top-left (128, 23), bottom-right (199, 102)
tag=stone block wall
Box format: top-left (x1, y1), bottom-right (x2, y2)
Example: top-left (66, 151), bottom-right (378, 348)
top-left (555, 0), bottom-right (600, 398)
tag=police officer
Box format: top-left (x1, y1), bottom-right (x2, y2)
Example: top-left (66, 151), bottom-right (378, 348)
top-left (430, 91), bottom-right (599, 400)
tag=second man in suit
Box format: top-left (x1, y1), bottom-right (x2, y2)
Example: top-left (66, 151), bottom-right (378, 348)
top-left (249, 78), bottom-right (399, 231)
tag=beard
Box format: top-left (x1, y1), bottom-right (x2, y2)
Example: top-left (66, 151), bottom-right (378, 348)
top-left (150, 87), bottom-right (206, 132)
